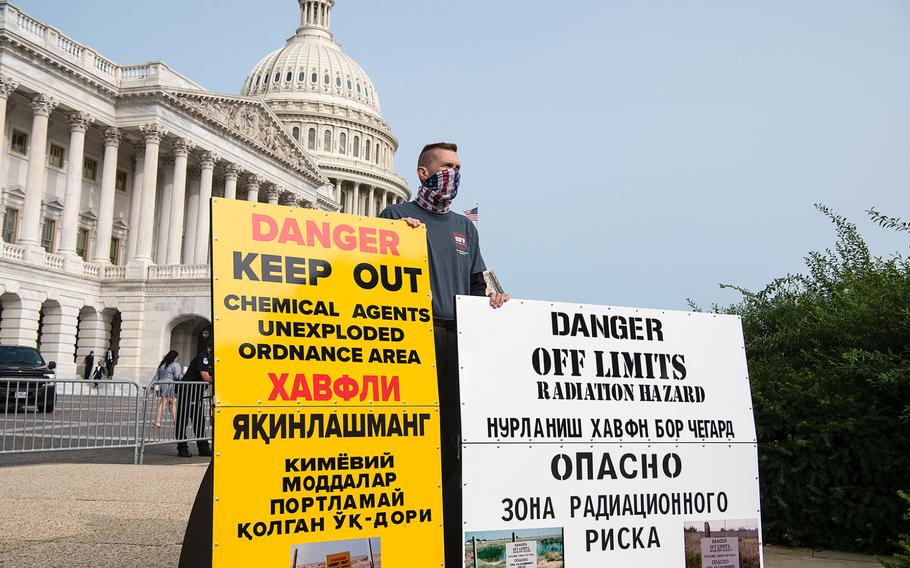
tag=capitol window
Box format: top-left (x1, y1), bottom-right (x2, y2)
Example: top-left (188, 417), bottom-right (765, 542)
top-left (299, 70), bottom-right (305, 82)
top-left (115, 170), bottom-right (128, 191)
top-left (339, 132), bottom-right (346, 154)
top-left (374, 143), bottom-right (380, 164)
top-left (307, 128), bottom-right (316, 150)
top-left (324, 73), bottom-right (330, 85)
top-left (323, 130), bottom-right (332, 151)
top-left (353, 135), bottom-right (360, 157)
top-left (311, 71), bottom-right (317, 83)
top-left (336, 75), bottom-right (341, 88)
top-left (274, 72), bottom-right (281, 83)
top-left (356, 82), bottom-right (361, 94)
top-left (347, 79), bottom-right (352, 90)
top-left (83, 157), bottom-right (98, 181)
top-left (364, 140), bottom-right (371, 161)
top-left (255, 74), bottom-right (261, 86)
top-left (48, 144), bottom-right (65, 168)
top-left (10, 129), bottom-right (27, 155)
top-left (109, 237), bottom-right (121, 265)
top-left (292, 127), bottom-right (300, 141)
top-left (286, 71), bottom-right (293, 82)
top-left (41, 218), bottom-right (56, 252)
top-left (1, 208), bottom-right (18, 243)
top-left (76, 228), bottom-right (89, 260)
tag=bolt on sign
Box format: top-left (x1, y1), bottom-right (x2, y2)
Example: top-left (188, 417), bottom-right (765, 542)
top-left (210, 198), bottom-right (443, 566)
top-left (456, 296), bottom-right (763, 567)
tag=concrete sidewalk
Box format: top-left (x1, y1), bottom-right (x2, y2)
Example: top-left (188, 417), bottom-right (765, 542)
top-left (0, 463), bottom-right (888, 568)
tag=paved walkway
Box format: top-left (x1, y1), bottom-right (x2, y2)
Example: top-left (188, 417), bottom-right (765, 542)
top-left (0, 463), bottom-right (888, 568)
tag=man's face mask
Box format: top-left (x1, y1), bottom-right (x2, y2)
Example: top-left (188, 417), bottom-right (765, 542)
top-left (415, 167), bottom-right (460, 214)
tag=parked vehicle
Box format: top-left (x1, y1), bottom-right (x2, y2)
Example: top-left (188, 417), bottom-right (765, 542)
top-left (0, 346), bottom-right (56, 412)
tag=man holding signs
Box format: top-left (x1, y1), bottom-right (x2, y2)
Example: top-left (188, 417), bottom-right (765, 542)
top-left (380, 142), bottom-right (509, 567)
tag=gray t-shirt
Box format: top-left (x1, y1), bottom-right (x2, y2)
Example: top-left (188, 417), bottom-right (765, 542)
top-left (379, 201), bottom-right (486, 320)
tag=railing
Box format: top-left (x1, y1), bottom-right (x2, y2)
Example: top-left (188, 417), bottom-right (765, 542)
top-left (148, 264), bottom-right (210, 280)
top-left (45, 253), bottom-right (63, 270)
top-left (137, 381), bottom-right (212, 462)
top-left (121, 64), bottom-right (150, 80)
top-left (1, 242), bottom-right (24, 261)
top-left (0, 379), bottom-right (142, 462)
top-left (0, 3), bottom-right (203, 90)
top-left (15, 10), bottom-right (45, 37)
top-left (102, 265), bottom-right (126, 279)
top-left (82, 262), bottom-right (99, 278)
top-left (93, 54), bottom-right (116, 76)
top-left (0, 379), bottom-right (213, 464)
top-left (56, 34), bottom-right (82, 58)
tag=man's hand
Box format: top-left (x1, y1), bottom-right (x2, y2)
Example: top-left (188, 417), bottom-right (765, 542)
top-left (401, 217), bottom-right (422, 228)
top-left (488, 292), bottom-right (510, 309)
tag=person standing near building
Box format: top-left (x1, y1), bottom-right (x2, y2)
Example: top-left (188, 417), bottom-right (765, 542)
top-left (176, 343), bottom-right (213, 458)
top-left (104, 349), bottom-right (114, 378)
top-left (150, 349), bottom-right (180, 428)
top-left (82, 350), bottom-right (94, 382)
top-left (379, 142), bottom-right (509, 568)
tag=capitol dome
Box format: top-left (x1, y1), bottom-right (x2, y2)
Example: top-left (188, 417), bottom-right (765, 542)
top-left (240, 0), bottom-right (410, 215)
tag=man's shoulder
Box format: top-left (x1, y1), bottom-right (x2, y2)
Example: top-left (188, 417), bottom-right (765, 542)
top-left (379, 201), bottom-right (416, 219)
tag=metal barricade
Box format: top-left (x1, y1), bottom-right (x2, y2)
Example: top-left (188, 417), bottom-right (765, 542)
top-left (0, 378), bottom-right (142, 462)
top-left (137, 380), bottom-right (213, 463)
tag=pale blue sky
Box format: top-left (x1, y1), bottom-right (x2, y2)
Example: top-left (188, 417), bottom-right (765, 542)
top-left (19, 0), bottom-right (910, 310)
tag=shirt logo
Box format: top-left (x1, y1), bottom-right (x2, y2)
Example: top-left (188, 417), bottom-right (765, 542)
top-left (453, 232), bottom-right (468, 255)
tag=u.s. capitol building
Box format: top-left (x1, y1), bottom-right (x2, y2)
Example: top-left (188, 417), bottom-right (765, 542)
top-left (0, 0), bottom-right (410, 380)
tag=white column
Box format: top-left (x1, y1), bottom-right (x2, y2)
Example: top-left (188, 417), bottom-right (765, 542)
top-left (18, 94), bottom-right (58, 256)
top-left (382, 190), bottom-right (390, 211)
top-left (57, 111), bottom-right (94, 267)
top-left (223, 163), bottom-right (240, 199)
top-left (132, 123), bottom-right (166, 264)
top-left (166, 138), bottom-right (193, 265)
top-left (126, 151), bottom-right (144, 262)
top-left (352, 182), bottom-right (361, 215)
top-left (193, 151), bottom-right (218, 264)
top-left (267, 185), bottom-right (280, 205)
top-left (92, 127), bottom-right (121, 264)
top-left (367, 186), bottom-right (376, 217)
top-left (155, 155), bottom-right (175, 264)
top-left (182, 167), bottom-right (200, 264)
top-left (246, 174), bottom-right (262, 202)
top-left (0, 77), bottom-right (18, 218)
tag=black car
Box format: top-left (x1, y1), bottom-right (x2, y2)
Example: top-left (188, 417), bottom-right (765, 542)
top-left (0, 346), bottom-right (56, 412)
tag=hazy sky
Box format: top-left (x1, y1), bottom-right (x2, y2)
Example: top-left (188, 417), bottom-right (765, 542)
top-left (19, 0), bottom-right (909, 310)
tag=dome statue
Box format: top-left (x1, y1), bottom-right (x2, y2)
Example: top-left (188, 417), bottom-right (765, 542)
top-left (241, 0), bottom-right (410, 215)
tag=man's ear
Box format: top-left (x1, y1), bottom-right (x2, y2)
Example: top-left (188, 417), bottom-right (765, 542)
top-left (416, 166), bottom-right (428, 182)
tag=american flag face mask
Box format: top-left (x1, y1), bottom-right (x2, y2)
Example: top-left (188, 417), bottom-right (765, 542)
top-left (415, 167), bottom-right (460, 214)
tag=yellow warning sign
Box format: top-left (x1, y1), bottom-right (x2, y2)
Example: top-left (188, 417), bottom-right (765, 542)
top-left (326, 551), bottom-right (352, 568)
top-left (211, 198), bottom-right (442, 567)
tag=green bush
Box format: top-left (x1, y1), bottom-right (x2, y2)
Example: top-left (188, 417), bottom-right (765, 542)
top-left (713, 206), bottom-right (910, 554)
top-left (879, 491), bottom-right (910, 568)
top-left (476, 544), bottom-right (504, 562)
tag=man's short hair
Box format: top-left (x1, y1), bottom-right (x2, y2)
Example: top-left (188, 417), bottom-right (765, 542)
top-left (418, 142), bottom-right (458, 168)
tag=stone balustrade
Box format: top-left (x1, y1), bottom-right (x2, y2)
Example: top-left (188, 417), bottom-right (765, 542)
top-left (1, 242), bottom-right (23, 261)
top-left (148, 264), bottom-right (210, 280)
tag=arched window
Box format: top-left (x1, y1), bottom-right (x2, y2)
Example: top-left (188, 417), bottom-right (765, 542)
top-left (274, 72), bottom-right (281, 83)
top-left (286, 71), bottom-right (292, 82)
top-left (298, 70), bottom-right (305, 81)
top-left (353, 136), bottom-right (360, 157)
top-left (264, 73), bottom-right (269, 84)
top-left (323, 72), bottom-right (330, 85)
top-left (307, 128), bottom-right (316, 150)
top-left (356, 82), bottom-right (361, 94)
top-left (292, 127), bottom-right (300, 141)
top-left (335, 75), bottom-right (342, 88)
top-left (255, 74), bottom-right (261, 86)
top-left (311, 71), bottom-right (317, 83)
top-left (374, 143), bottom-right (380, 164)
top-left (339, 132), bottom-right (347, 154)
top-left (364, 140), bottom-right (371, 161)
top-left (347, 78), bottom-right (352, 90)
top-left (324, 130), bottom-right (332, 152)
